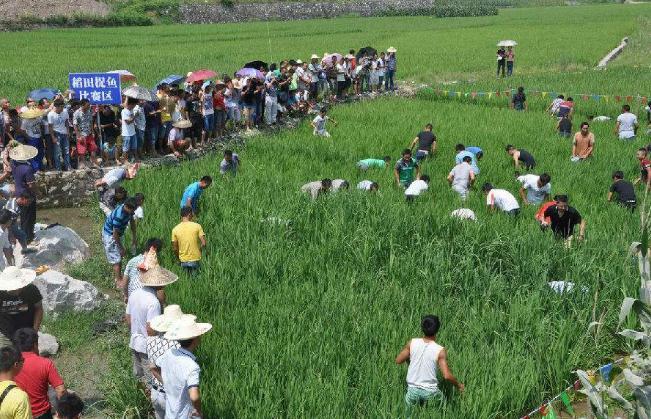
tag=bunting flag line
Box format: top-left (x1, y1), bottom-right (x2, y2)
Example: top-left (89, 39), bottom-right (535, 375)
top-left (429, 87), bottom-right (650, 106)
top-left (519, 358), bottom-right (625, 419)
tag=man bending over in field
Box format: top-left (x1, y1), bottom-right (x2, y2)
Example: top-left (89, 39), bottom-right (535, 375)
top-left (301, 179), bottom-right (332, 200)
top-left (395, 315), bottom-right (464, 418)
top-left (181, 176), bottom-right (212, 215)
top-left (506, 145), bottom-right (536, 170)
top-left (356, 156), bottom-right (391, 171)
top-left (542, 195), bottom-right (586, 246)
top-left (635, 148), bottom-right (651, 191)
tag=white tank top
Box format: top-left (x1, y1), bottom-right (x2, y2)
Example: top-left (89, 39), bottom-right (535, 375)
top-left (406, 338), bottom-right (443, 391)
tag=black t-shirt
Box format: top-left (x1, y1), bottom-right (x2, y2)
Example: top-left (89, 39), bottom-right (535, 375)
top-left (186, 99), bottom-right (203, 123)
top-left (610, 180), bottom-right (636, 204)
top-left (99, 110), bottom-right (118, 139)
top-left (512, 93), bottom-right (526, 110)
top-left (143, 101), bottom-right (161, 127)
top-left (559, 118), bottom-right (572, 134)
top-left (544, 205), bottom-right (582, 239)
top-left (0, 284), bottom-right (42, 339)
top-left (417, 131), bottom-right (436, 151)
top-left (518, 149), bottom-right (536, 168)
top-left (242, 85), bottom-right (256, 106)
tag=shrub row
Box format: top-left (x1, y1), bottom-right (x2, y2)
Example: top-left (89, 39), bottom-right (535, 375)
top-left (378, 1), bottom-right (498, 17)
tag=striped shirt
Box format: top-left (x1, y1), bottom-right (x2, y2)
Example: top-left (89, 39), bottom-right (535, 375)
top-left (103, 204), bottom-right (132, 236)
top-left (146, 336), bottom-right (180, 391)
top-left (123, 254), bottom-right (144, 297)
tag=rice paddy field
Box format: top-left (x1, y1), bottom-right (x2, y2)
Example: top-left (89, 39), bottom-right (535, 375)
top-left (6, 2), bottom-right (651, 417)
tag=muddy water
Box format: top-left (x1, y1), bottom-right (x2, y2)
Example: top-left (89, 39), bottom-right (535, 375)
top-left (37, 207), bottom-right (99, 246)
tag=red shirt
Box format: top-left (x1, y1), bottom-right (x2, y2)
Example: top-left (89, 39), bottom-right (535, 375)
top-left (535, 201), bottom-right (555, 224)
top-left (15, 352), bottom-right (64, 416)
top-left (212, 93), bottom-right (225, 110)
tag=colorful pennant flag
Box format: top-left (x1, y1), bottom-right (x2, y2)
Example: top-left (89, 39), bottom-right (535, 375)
top-left (543, 404), bottom-right (557, 419)
top-left (573, 379), bottom-right (581, 390)
top-left (456, 91), bottom-right (462, 98)
top-left (615, 95), bottom-right (621, 102)
top-left (592, 95), bottom-right (600, 101)
top-left (582, 95), bottom-right (589, 101)
top-left (642, 96), bottom-right (648, 104)
top-left (626, 95), bottom-right (633, 102)
top-left (471, 92), bottom-right (477, 98)
top-left (560, 391), bottom-right (574, 416)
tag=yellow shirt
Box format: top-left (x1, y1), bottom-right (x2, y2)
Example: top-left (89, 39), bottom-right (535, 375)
top-left (158, 93), bottom-right (172, 123)
top-left (0, 381), bottom-right (32, 419)
top-left (171, 221), bottom-right (205, 262)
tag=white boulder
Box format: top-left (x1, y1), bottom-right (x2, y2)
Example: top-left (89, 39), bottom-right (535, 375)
top-left (14, 225), bottom-right (90, 270)
top-left (38, 332), bottom-right (59, 356)
top-left (34, 270), bottom-right (102, 314)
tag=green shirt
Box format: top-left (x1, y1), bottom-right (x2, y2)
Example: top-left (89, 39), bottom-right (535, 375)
top-left (290, 73), bottom-right (298, 90)
top-left (395, 158), bottom-right (418, 185)
top-left (359, 159), bottom-right (386, 169)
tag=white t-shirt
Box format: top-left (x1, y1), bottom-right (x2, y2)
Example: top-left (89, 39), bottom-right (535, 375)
top-left (449, 163), bottom-right (473, 192)
top-left (336, 64), bottom-right (347, 82)
top-left (133, 105), bottom-right (146, 131)
top-left (332, 179), bottom-right (348, 191)
top-left (47, 109), bottom-right (69, 135)
top-left (451, 208), bottom-right (476, 221)
top-left (405, 180), bottom-right (428, 196)
top-left (517, 174), bottom-right (551, 204)
top-left (168, 127), bottom-right (183, 146)
top-left (134, 206), bottom-right (144, 220)
top-left (121, 108), bottom-right (136, 137)
top-left (486, 189), bottom-right (520, 212)
top-left (126, 287), bottom-right (161, 354)
top-left (357, 180), bottom-right (374, 191)
top-left (102, 167), bottom-right (127, 189)
top-left (617, 112), bottom-right (638, 138)
top-left (21, 118), bottom-right (41, 138)
top-left (312, 115), bottom-right (328, 133)
top-left (406, 338), bottom-right (443, 391)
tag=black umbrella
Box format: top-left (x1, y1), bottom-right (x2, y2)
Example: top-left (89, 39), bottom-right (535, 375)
top-left (356, 46), bottom-right (377, 60)
top-left (244, 60), bottom-right (268, 70)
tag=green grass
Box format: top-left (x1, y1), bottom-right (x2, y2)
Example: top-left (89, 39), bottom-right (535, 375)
top-left (124, 96), bottom-right (645, 417)
top-left (1, 4), bottom-right (649, 104)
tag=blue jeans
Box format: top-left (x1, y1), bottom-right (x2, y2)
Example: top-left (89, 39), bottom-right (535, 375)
top-left (136, 129), bottom-right (145, 149)
top-left (385, 69), bottom-right (395, 91)
top-left (181, 260), bottom-right (200, 274)
top-left (10, 221), bottom-right (27, 249)
top-left (203, 114), bottom-right (215, 132)
top-left (122, 135), bottom-right (137, 153)
top-left (26, 136), bottom-right (43, 171)
top-left (53, 132), bottom-right (71, 171)
top-left (507, 61), bottom-right (514, 76)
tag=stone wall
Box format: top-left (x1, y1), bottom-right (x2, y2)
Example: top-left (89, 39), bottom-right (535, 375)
top-left (180, 0), bottom-right (436, 24)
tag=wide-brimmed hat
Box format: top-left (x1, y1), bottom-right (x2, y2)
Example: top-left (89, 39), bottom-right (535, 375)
top-left (310, 54), bottom-right (319, 60)
top-left (296, 59), bottom-right (303, 64)
top-left (140, 252), bottom-right (178, 287)
top-left (20, 108), bottom-right (47, 119)
top-left (173, 120), bottom-right (193, 129)
top-left (150, 305), bottom-right (197, 333)
top-left (0, 266), bottom-right (36, 291)
top-left (164, 315), bottom-right (212, 341)
top-left (232, 79), bottom-right (243, 89)
top-left (9, 144), bottom-right (38, 161)
top-left (387, 47), bottom-right (397, 53)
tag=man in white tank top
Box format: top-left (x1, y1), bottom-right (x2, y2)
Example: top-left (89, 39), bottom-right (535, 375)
top-left (395, 315), bottom-right (465, 417)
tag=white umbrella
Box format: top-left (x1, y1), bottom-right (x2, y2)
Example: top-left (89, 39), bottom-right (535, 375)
top-left (123, 85), bottom-right (152, 101)
top-left (497, 40), bottom-right (517, 47)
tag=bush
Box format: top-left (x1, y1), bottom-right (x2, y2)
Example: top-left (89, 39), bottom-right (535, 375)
top-left (434, 1), bottom-right (499, 17)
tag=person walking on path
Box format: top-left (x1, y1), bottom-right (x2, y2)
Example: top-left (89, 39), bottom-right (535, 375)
top-left (483, 183), bottom-right (520, 216)
top-left (395, 149), bottom-right (420, 188)
top-left (13, 327), bottom-right (66, 419)
top-left (0, 267), bottom-right (43, 350)
top-left (385, 47), bottom-right (397, 91)
top-left (146, 305), bottom-right (187, 419)
top-left (409, 124), bottom-right (437, 162)
top-left (571, 122), bottom-right (595, 162)
top-left (10, 145), bottom-right (38, 247)
top-left (154, 315), bottom-right (212, 419)
top-left (506, 145), bottom-right (536, 170)
top-left (180, 176), bottom-right (212, 215)
top-left (172, 207), bottom-right (206, 274)
top-left (608, 171), bottom-right (636, 211)
top-left (103, 198), bottom-right (138, 286)
top-left (447, 156), bottom-right (475, 200)
top-left (0, 345), bottom-right (32, 419)
top-left (395, 315), bottom-right (464, 418)
top-left (517, 173), bottom-right (551, 205)
top-left (120, 238), bottom-right (164, 304)
top-left (615, 104), bottom-right (638, 141)
top-left (506, 46), bottom-right (515, 76)
top-left (126, 252), bottom-right (178, 389)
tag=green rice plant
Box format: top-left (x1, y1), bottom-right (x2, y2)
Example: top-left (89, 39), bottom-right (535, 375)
top-left (117, 96), bottom-right (646, 417)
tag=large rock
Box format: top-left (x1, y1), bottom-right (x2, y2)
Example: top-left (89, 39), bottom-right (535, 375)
top-left (34, 270), bottom-right (102, 314)
top-left (14, 225), bottom-right (90, 270)
top-left (38, 332), bottom-right (59, 356)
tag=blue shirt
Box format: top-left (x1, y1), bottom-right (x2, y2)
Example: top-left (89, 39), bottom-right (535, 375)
top-left (467, 146), bottom-right (482, 157)
top-left (155, 347), bottom-right (200, 419)
top-left (103, 204), bottom-right (133, 236)
top-left (180, 182), bottom-right (203, 210)
top-left (455, 151), bottom-right (480, 174)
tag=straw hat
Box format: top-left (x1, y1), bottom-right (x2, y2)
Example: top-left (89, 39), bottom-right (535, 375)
top-left (164, 315), bottom-right (212, 341)
top-left (232, 79), bottom-right (243, 89)
top-left (0, 266), bottom-right (36, 291)
top-left (387, 47), bottom-right (397, 53)
top-left (20, 108), bottom-right (47, 120)
top-left (296, 59), bottom-right (303, 64)
top-left (311, 54), bottom-right (319, 60)
top-left (9, 144), bottom-right (38, 162)
top-left (139, 252), bottom-right (178, 287)
top-left (173, 120), bottom-right (193, 129)
top-left (150, 305), bottom-right (197, 333)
